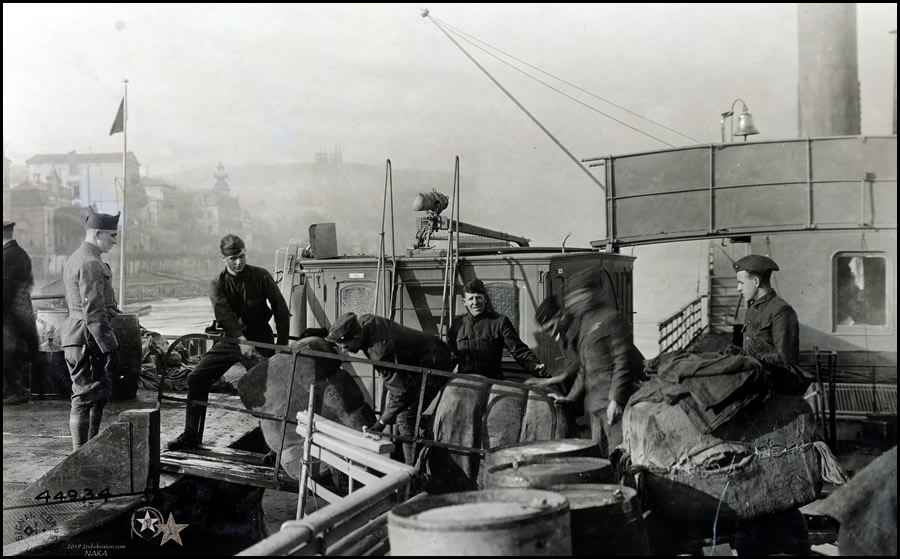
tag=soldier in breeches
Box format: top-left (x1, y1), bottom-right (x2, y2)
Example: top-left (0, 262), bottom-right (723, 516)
top-left (60, 208), bottom-right (121, 450)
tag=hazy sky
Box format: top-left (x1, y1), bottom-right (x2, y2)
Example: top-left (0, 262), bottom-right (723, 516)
top-left (3, 3), bottom-right (897, 249)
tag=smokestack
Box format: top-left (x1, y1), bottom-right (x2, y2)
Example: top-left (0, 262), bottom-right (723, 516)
top-left (798, 4), bottom-right (861, 137)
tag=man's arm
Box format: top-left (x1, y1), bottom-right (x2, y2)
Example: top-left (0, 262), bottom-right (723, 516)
top-left (81, 260), bottom-right (118, 353)
top-left (499, 316), bottom-right (545, 375)
top-left (210, 277), bottom-right (243, 340)
top-left (366, 333), bottom-right (415, 425)
top-left (263, 270), bottom-right (291, 346)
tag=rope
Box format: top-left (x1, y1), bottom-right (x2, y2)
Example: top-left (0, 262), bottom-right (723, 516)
top-left (432, 17), bottom-right (701, 146)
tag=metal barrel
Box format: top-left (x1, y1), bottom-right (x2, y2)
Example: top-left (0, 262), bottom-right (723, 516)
top-left (32, 309), bottom-right (71, 397)
top-left (485, 438), bottom-right (600, 472)
top-left (483, 456), bottom-right (614, 489)
top-left (387, 488), bottom-right (571, 556)
top-left (111, 313), bottom-right (141, 400)
top-left (550, 484), bottom-right (651, 556)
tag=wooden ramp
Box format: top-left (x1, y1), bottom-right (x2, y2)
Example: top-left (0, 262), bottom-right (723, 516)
top-left (160, 447), bottom-right (299, 492)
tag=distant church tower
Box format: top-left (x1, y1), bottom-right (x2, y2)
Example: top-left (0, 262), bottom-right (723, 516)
top-left (213, 162), bottom-right (230, 194)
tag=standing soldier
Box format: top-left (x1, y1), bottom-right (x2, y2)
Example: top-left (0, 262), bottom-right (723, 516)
top-left (326, 312), bottom-right (453, 465)
top-left (448, 279), bottom-right (546, 381)
top-left (3, 220), bottom-right (39, 406)
top-left (61, 208), bottom-right (120, 450)
top-left (734, 254), bottom-right (810, 393)
top-left (167, 234), bottom-right (290, 451)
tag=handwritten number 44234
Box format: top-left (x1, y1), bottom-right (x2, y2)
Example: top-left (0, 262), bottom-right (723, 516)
top-left (35, 488), bottom-right (111, 503)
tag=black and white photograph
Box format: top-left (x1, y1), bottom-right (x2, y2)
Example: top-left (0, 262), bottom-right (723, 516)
top-left (3, 3), bottom-right (897, 556)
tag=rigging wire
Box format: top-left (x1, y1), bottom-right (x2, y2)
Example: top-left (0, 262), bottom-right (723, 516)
top-left (426, 14), bottom-right (607, 192)
top-left (433, 16), bottom-right (701, 147)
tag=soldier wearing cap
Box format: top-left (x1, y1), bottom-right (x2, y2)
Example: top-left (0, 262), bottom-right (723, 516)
top-left (326, 312), bottom-right (452, 465)
top-left (60, 208), bottom-right (121, 449)
top-left (734, 254), bottom-right (809, 393)
top-left (558, 267), bottom-right (645, 456)
top-left (4, 220), bottom-right (39, 406)
top-left (447, 278), bottom-right (545, 381)
top-left (167, 234), bottom-right (290, 451)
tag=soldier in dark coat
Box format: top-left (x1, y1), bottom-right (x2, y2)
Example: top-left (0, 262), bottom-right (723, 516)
top-left (60, 209), bottom-right (121, 449)
top-left (555, 269), bottom-right (644, 457)
top-left (167, 234), bottom-right (291, 451)
top-left (327, 312), bottom-right (453, 465)
top-left (3, 221), bottom-right (38, 406)
top-left (734, 254), bottom-right (810, 393)
top-left (447, 279), bottom-right (545, 381)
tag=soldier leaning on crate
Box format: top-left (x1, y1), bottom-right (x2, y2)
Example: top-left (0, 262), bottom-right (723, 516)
top-left (3, 220), bottom-right (39, 406)
top-left (326, 312), bottom-right (453, 466)
top-left (60, 208), bottom-right (121, 450)
top-left (167, 234), bottom-right (290, 451)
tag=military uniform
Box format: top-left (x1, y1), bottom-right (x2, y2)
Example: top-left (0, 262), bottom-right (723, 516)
top-left (61, 208), bottom-right (121, 449)
top-left (3, 224), bottom-right (39, 405)
top-left (576, 307), bottom-right (640, 455)
top-left (183, 264), bottom-right (290, 439)
top-left (735, 255), bottom-right (809, 394)
top-left (328, 312), bottom-right (452, 465)
top-left (449, 311), bottom-right (543, 380)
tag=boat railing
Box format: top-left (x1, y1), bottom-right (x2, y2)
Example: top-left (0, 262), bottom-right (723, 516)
top-left (156, 334), bottom-right (561, 490)
top-left (238, 412), bottom-right (418, 556)
top-left (657, 295), bottom-right (707, 354)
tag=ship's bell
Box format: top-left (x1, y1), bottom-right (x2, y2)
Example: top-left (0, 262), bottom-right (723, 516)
top-left (735, 110), bottom-right (760, 137)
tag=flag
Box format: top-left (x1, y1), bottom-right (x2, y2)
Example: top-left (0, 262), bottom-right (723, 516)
top-left (109, 98), bottom-right (124, 135)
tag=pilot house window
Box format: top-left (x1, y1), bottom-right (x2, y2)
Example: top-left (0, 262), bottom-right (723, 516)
top-left (833, 253), bottom-right (887, 328)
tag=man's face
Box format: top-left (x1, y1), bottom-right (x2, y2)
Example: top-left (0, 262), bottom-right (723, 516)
top-left (464, 292), bottom-right (487, 317)
top-left (223, 250), bottom-right (247, 275)
top-left (96, 230), bottom-right (118, 253)
top-left (736, 270), bottom-right (760, 302)
top-left (335, 333), bottom-right (363, 354)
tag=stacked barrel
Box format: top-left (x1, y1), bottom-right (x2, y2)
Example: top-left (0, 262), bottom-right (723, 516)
top-left (388, 439), bottom-right (651, 556)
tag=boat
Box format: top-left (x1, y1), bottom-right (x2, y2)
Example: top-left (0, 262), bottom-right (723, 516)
top-left (3, 4), bottom-right (895, 557)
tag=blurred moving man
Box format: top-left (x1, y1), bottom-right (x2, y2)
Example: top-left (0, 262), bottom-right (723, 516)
top-left (61, 209), bottom-right (120, 450)
top-left (3, 220), bottom-right (39, 406)
top-left (167, 234), bottom-right (290, 451)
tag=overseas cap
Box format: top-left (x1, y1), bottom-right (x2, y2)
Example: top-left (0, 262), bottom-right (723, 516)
top-left (464, 278), bottom-right (487, 295)
top-left (326, 312), bottom-right (361, 343)
top-left (734, 254), bottom-right (780, 274)
top-left (2, 220), bottom-right (14, 230)
top-left (85, 207), bottom-right (120, 231)
top-left (220, 234), bottom-right (245, 256)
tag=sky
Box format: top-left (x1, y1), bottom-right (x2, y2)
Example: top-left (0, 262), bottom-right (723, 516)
top-left (4, 3), bottom-right (896, 248)
top-left (3, 3), bottom-right (896, 241)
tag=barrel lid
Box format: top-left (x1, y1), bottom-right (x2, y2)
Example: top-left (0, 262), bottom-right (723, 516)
top-left (389, 489), bottom-right (569, 530)
top-left (491, 456), bottom-right (611, 476)
top-left (414, 502), bottom-right (544, 522)
top-left (489, 438), bottom-right (597, 459)
top-left (550, 484), bottom-right (637, 509)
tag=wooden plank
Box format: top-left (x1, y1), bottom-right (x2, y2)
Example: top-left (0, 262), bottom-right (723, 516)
top-left (159, 452), bottom-right (299, 492)
top-left (296, 412), bottom-right (393, 455)
top-left (312, 446), bottom-right (382, 487)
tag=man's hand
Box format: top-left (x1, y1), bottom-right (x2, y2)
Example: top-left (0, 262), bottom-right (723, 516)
top-left (607, 400), bottom-right (623, 425)
top-left (237, 336), bottom-right (256, 359)
top-left (524, 377), bottom-right (554, 388)
top-left (368, 420), bottom-right (385, 433)
top-left (534, 363), bottom-right (547, 377)
top-left (548, 392), bottom-right (569, 405)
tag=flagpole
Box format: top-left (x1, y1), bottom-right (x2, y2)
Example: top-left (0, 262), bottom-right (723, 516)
top-left (119, 79), bottom-right (128, 309)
